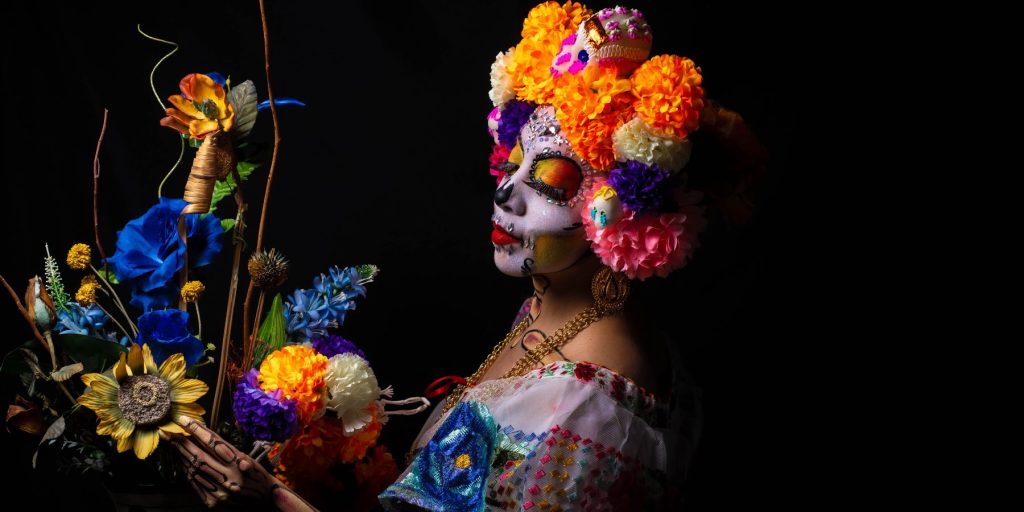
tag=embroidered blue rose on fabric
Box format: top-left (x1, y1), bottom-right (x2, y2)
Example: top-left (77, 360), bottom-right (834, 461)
top-left (379, 401), bottom-right (497, 511)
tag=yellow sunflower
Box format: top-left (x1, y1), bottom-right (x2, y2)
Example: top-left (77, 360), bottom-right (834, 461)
top-left (77, 343), bottom-right (208, 459)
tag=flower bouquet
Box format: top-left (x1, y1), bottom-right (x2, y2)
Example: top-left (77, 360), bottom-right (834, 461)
top-left (1, 11), bottom-right (425, 510)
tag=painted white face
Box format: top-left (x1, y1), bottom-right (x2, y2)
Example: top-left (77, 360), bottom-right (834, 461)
top-left (491, 107), bottom-right (593, 276)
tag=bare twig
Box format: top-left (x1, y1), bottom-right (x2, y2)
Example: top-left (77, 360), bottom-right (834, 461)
top-left (0, 274), bottom-right (75, 404)
top-left (93, 109), bottom-right (109, 273)
top-left (243, 0), bottom-right (284, 373)
top-left (0, 274), bottom-right (50, 351)
top-left (210, 170), bottom-right (247, 428)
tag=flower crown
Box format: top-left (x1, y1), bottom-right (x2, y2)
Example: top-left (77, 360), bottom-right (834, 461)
top-left (487, 3), bottom-right (707, 281)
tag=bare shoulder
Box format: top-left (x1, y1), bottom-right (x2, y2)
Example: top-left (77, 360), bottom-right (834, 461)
top-left (557, 312), bottom-right (671, 397)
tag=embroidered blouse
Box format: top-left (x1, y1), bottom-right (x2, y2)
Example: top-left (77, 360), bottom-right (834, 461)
top-left (379, 344), bottom-right (701, 511)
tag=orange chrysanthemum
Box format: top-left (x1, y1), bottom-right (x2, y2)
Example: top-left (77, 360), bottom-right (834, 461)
top-left (339, 406), bottom-right (382, 464)
top-left (354, 445), bottom-right (400, 498)
top-left (552, 65), bottom-right (636, 170)
top-left (258, 345), bottom-right (328, 424)
top-left (630, 55), bottom-right (705, 139)
top-left (508, 2), bottom-right (591, 104)
top-left (276, 416), bottom-right (348, 480)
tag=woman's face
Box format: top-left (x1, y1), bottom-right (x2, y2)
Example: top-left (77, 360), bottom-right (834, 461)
top-left (491, 107), bottom-right (593, 277)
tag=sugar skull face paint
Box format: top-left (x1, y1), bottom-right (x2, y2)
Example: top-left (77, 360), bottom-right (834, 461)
top-left (491, 107), bottom-right (593, 276)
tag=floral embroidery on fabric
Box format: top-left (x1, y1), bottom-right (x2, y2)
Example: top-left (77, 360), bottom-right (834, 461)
top-left (525, 361), bottom-right (663, 421)
top-left (512, 424), bottom-right (657, 511)
top-left (379, 401), bottom-right (498, 510)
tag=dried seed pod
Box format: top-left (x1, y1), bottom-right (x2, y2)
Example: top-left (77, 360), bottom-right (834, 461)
top-left (182, 131), bottom-right (235, 215)
top-left (248, 249), bottom-right (289, 289)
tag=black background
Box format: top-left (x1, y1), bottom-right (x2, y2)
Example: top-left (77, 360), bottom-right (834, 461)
top-left (0, 0), bottom-right (828, 509)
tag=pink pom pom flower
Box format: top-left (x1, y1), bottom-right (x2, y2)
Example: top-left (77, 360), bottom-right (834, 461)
top-left (582, 185), bottom-right (707, 280)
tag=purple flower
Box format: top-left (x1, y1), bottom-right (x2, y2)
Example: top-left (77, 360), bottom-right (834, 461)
top-left (608, 160), bottom-right (673, 214)
top-left (310, 334), bottom-right (365, 360)
top-left (497, 100), bottom-right (536, 149)
top-left (233, 369), bottom-right (299, 442)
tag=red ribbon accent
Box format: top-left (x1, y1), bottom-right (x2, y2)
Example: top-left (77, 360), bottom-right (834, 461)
top-left (423, 375), bottom-right (467, 401)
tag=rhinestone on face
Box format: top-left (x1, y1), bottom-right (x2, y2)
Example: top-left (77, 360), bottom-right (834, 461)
top-left (118, 374), bottom-right (172, 427)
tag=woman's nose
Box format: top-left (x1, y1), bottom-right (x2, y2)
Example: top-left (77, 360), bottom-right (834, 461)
top-left (494, 179), bottom-right (525, 215)
top-left (494, 180), bottom-right (513, 205)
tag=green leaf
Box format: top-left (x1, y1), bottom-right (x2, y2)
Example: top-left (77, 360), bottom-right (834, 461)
top-left (253, 294), bottom-right (287, 368)
top-left (96, 267), bottom-right (119, 285)
top-left (208, 161), bottom-right (261, 216)
top-left (54, 334), bottom-right (128, 374)
top-left (189, 137), bottom-right (203, 149)
top-left (34, 417), bottom-right (66, 468)
top-left (220, 218), bottom-right (236, 232)
top-left (356, 264), bottom-right (380, 282)
top-left (226, 80), bottom-right (257, 140)
top-left (1, 340), bottom-right (48, 376)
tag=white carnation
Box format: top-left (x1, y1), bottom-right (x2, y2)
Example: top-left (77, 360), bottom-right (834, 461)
top-left (324, 353), bottom-right (380, 436)
top-left (488, 47), bottom-right (516, 107)
top-left (612, 117), bottom-right (693, 173)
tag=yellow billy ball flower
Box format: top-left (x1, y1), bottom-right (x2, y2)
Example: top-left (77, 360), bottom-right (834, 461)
top-left (75, 275), bottom-right (100, 306)
top-left (66, 243), bottom-right (92, 270)
top-left (180, 281), bottom-right (206, 303)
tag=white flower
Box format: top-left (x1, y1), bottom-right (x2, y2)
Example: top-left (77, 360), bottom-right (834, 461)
top-left (612, 117), bottom-right (693, 173)
top-left (324, 353), bottom-right (380, 436)
top-left (488, 47), bottom-right (516, 107)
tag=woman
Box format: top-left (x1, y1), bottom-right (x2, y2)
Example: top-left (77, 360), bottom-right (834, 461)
top-left (167, 3), bottom-right (764, 510)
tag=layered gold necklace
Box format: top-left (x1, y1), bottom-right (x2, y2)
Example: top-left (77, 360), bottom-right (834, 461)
top-left (441, 266), bottom-right (630, 415)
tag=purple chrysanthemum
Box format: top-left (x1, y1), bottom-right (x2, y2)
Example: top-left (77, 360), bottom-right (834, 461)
top-left (497, 100), bottom-right (536, 148)
top-left (608, 160), bottom-right (673, 214)
top-left (233, 369), bottom-right (299, 442)
top-left (311, 334), bottom-right (366, 360)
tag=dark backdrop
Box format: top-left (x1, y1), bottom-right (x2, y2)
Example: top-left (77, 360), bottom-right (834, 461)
top-left (1, 0), bottom-right (821, 509)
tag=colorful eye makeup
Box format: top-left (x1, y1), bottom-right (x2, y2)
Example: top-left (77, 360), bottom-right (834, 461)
top-left (527, 155), bottom-right (582, 204)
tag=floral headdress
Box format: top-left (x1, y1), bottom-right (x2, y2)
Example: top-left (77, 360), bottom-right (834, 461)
top-left (488, 3), bottom-right (709, 280)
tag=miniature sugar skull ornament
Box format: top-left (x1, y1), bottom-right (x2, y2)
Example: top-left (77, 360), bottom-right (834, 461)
top-left (551, 6), bottom-right (653, 79)
top-left (588, 184), bottom-right (623, 229)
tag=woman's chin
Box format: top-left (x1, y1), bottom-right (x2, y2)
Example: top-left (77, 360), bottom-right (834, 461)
top-left (493, 247), bottom-right (529, 277)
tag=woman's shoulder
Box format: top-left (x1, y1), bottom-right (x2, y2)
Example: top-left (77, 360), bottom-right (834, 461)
top-left (555, 310), bottom-right (672, 399)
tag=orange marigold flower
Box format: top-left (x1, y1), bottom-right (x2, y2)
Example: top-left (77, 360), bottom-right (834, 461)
top-left (258, 345), bottom-right (328, 424)
top-left (509, 2), bottom-right (591, 104)
top-left (338, 405), bottom-right (382, 464)
top-left (160, 73), bottom-right (236, 140)
top-left (276, 416), bottom-right (348, 481)
top-left (354, 445), bottom-right (400, 492)
top-left (630, 55), bottom-right (705, 139)
top-left (553, 65), bottom-right (635, 170)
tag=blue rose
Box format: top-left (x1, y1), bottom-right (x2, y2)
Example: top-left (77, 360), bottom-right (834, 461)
top-left (107, 198), bottom-right (223, 311)
top-left (135, 309), bottom-right (205, 367)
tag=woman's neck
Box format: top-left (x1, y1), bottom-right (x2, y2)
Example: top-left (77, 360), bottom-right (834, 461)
top-left (528, 253), bottom-right (603, 321)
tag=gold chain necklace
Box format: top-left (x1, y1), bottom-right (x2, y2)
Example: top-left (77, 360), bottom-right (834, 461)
top-left (441, 266), bottom-right (630, 415)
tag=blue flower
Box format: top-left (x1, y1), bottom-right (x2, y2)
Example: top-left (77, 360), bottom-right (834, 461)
top-left (107, 198), bottom-right (223, 311)
top-left (135, 309), bottom-right (205, 367)
top-left (54, 302), bottom-right (109, 336)
top-left (379, 401), bottom-right (497, 510)
top-left (284, 265), bottom-right (370, 341)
